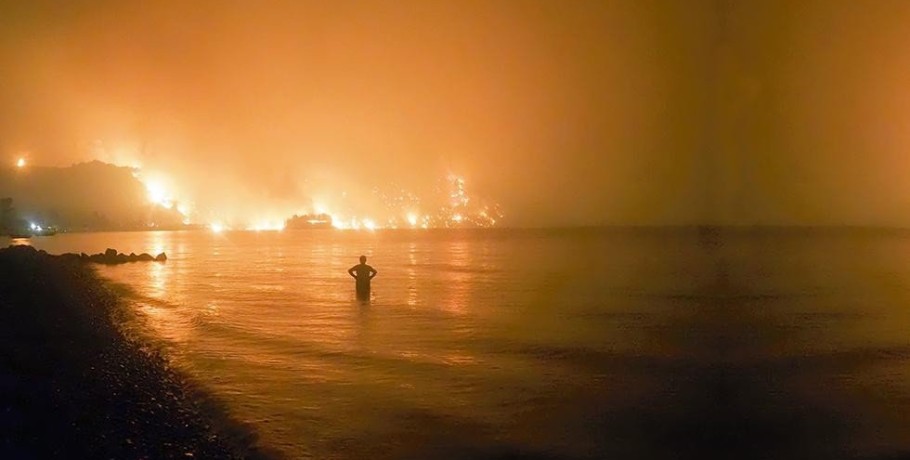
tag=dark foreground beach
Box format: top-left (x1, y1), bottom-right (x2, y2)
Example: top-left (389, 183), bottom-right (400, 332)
top-left (0, 245), bottom-right (275, 459)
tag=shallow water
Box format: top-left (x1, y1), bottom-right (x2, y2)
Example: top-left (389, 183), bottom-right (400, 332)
top-left (16, 228), bottom-right (910, 458)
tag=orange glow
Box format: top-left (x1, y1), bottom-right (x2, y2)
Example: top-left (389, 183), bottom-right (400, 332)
top-left (115, 161), bottom-right (499, 231)
top-left (15, 158), bottom-right (26, 168)
top-left (288, 173), bottom-right (500, 231)
top-left (330, 215), bottom-right (347, 230)
top-left (141, 176), bottom-right (174, 208)
top-left (248, 220), bottom-right (285, 232)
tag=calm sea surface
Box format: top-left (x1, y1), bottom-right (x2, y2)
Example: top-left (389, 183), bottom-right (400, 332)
top-left (15, 228), bottom-right (910, 459)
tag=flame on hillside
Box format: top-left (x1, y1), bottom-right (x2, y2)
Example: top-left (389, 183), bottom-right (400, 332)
top-left (129, 165), bottom-right (501, 231)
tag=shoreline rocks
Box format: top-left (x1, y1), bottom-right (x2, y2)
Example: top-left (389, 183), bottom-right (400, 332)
top-left (51, 247), bottom-right (168, 265)
top-left (0, 245), bottom-right (275, 459)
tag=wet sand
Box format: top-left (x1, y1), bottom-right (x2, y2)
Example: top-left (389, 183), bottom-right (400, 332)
top-left (0, 245), bottom-right (276, 459)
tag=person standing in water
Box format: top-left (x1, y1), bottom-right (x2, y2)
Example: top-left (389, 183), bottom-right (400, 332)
top-left (348, 255), bottom-right (377, 300)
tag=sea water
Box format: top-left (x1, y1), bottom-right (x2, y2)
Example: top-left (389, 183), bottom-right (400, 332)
top-left (18, 228), bottom-right (910, 458)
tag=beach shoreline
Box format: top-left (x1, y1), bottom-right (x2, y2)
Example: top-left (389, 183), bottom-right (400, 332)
top-left (0, 245), bottom-right (277, 459)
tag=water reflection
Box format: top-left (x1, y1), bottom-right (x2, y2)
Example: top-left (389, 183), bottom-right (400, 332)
top-left (407, 242), bottom-right (419, 307)
top-left (204, 300), bottom-right (220, 317)
top-left (146, 231), bottom-right (171, 259)
top-left (148, 259), bottom-right (170, 298)
top-left (441, 238), bottom-right (473, 315)
top-left (23, 229), bottom-right (655, 459)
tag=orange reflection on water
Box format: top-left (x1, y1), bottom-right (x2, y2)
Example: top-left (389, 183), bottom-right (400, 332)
top-left (146, 230), bottom-right (171, 259)
top-left (407, 242), bottom-right (419, 307)
top-left (204, 300), bottom-right (220, 316)
top-left (147, 258), bottom-right (170, 298)
top-left (440, 239), bottom-right (473, 315)
top-left (136, 300), bottom-right (192, 345)
top-left (442, 352), bottom-right (479, 366)
top-left (133, 232), bottom-right (198, 347)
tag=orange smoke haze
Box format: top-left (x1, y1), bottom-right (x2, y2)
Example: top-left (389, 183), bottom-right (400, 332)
top-left (0, 1), bottom-right (710, 227)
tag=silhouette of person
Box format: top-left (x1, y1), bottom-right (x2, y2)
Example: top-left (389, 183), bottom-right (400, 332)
top-left (348, 255), bottom-right (377, 300)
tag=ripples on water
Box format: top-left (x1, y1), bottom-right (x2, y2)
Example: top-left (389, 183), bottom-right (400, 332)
top-left (24, 229), bottom-right (708, 458)
top-left (22, 228), bottom-right (910, 458)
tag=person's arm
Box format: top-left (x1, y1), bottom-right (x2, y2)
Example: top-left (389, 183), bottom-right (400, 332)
top-left (348, 266), bottom-right (357, 278)
top-left (369, 267), bottom-right (377, 279)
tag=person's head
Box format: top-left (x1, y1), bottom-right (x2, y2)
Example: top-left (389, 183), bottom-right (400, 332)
top-left (360, 255), bottom-right (367, 264)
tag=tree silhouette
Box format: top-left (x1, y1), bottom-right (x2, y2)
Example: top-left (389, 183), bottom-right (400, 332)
top-left (1, 197), bottom-right (26, 235)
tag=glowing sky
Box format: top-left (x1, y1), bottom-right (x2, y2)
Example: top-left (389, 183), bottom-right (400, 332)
top-left (6, 1), bottom-right (908, 227)
top-left (0, 0), bottom-right (714, 227)
top-left (707, 0), bottom-right (910, 226)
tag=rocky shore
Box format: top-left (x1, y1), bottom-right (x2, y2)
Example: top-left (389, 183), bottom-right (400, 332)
top-left (53, 247), bottom-right (168, 265)
top-left (0, 245), bottom-right (277, 459)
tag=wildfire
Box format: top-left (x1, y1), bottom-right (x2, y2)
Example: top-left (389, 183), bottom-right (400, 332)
top-left (247, 220), bottom-right (286, 232)
top-left (125, 162), bottom-right (500, 231)
top-left (290, 174), bottom-right (501, 230)
top-left (132, 170), bottom-right (195, 227)
top-left (144, 179), bottom-right (173, 208)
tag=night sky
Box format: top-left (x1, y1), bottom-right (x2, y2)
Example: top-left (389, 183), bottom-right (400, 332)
top-left (3, 1), bottom-right (908, 227)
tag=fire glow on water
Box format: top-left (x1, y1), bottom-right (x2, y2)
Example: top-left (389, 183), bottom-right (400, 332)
top-left (131, 168), bottom-right (502, 232)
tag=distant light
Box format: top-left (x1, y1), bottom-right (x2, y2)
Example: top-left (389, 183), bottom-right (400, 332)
top-left (452, 214), bottom-right (463, 223)
top-left (144, 180), bottom-right (171, 207)
top-left (406, 212), bottom-right (418, 227)
top-left (331, 217), bottom-right (347, 230)
top-left (247, 221), bottom-right (285, 232)
top-left (16, 158), bottom-right (26, 168)
top-left (362, 218), bottom-right (376, 231)
top-left (209, 222), bottom-right (224, 233)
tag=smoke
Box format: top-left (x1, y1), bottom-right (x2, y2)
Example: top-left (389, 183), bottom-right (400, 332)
top-left (1, 1), bottom-right (713, 227)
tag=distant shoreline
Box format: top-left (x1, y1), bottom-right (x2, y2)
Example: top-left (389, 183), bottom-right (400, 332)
top-left (0, 245), bottom-right (278, 459)
top-left (9, 225), bottom-right (910, 241)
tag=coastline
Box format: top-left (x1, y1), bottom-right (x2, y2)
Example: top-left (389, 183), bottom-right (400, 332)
top-left (0, 245), bottom-right (277, 459)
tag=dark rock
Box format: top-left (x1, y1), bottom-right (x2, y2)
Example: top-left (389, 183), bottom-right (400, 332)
top-left (42, 248), bottom-right (165, 265)
top-left (59, 253), bottom-right (81, 263)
